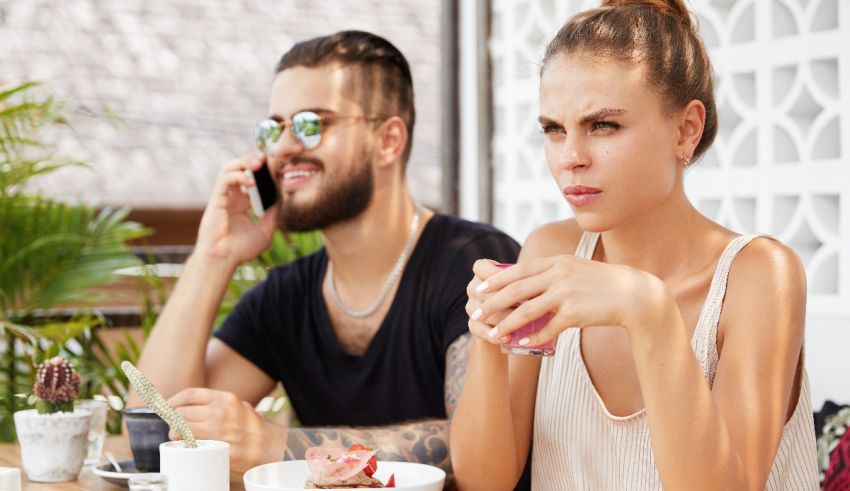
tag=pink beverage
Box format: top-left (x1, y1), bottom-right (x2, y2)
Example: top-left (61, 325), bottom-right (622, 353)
top-left (494, 264), bottom-right (557, 356)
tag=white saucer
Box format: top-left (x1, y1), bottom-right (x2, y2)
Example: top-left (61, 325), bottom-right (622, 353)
top-left (92, 460), bottom-right (144, 488)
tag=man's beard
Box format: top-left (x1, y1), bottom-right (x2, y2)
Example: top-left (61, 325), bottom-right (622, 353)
top-left (277, 158), bottom-right (374, 232)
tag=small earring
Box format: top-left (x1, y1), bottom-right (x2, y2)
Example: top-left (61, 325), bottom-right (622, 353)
top-left (680, 154), bottom-right (691, 167)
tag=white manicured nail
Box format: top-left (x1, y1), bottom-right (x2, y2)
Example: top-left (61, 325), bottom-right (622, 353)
top-left (488, 327), bottom-right (499, 338)
top-left (475, 281), bottom-right (490, 293)
top-left (518, 337), bottom-right (530, 346)
top-left (470, 308), bottom-right (483, 321)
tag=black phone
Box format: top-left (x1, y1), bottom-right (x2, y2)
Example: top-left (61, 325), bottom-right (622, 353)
top-left (248, 163), bottom-right (278, 217)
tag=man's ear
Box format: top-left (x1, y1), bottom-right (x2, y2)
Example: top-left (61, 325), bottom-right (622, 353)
top-left (374, 116), bottom-right (408, 168)
top-left (677, 99), bottom-right (705, 159)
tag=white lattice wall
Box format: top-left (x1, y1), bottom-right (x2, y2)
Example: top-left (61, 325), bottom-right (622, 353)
top-left (463, 0), bottom-right (850, 405)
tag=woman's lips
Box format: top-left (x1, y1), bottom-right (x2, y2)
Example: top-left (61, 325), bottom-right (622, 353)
top-left (563, 185), bottom-right (602, 207)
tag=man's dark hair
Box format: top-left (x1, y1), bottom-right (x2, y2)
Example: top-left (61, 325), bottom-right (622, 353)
top-left (275, 30), bottom-right (416, 167)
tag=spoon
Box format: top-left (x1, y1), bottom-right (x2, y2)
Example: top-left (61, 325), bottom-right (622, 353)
top-left (104, 451), bottom-right (123, 472)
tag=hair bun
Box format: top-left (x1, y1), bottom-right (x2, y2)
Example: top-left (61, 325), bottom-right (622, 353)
top-left (602, 0), bottom-right (693, 29)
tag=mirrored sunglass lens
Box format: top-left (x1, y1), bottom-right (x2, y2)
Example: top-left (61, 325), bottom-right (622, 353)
top-left (293, 112), bottom-right (322, 149)
top-left (255, 120), bottom-right (281, 150)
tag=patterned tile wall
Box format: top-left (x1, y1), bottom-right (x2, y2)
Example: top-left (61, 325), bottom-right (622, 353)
top-left (487, 0), bottom-right (849, 317)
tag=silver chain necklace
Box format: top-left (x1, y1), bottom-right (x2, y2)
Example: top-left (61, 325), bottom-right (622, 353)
top-left (326, 205), bottom-right (422, 318)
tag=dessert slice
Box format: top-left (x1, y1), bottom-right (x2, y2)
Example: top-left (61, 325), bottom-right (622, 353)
top-left (305, 444), bottom-right (395, 488)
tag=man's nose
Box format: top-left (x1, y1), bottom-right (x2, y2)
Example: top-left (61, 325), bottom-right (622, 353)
top-left (268, 127), bottom-right (304, 164)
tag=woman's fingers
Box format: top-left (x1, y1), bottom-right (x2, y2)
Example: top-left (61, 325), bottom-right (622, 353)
top-left (473, 276), bottom-right (547, 323)
top-left (489, 293), bottom-right (562, 340)
top-left (468, 319), bottom-right (504, 344)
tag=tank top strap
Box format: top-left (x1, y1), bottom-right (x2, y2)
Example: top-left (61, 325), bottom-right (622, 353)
top-left (575, 231), bottom-right (600, 259)
top-left (691, 234), bottom-right (775, 385)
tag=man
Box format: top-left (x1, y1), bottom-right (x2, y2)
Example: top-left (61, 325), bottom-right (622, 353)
top-left (129, 30), bottom-right (519, 478)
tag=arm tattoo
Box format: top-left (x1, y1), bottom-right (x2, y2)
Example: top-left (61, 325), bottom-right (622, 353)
top-left (279, 335), bottom-right (471, 487)
top-left (284, 420), bottom-right (455, 487)
top-left (444, 332), bottom-right (472, 419)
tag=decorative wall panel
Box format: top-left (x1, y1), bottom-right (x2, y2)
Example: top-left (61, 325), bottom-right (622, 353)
top-left (487, 0), bottom-right (849, 318)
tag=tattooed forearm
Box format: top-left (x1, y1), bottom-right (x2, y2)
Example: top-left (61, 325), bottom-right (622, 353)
top-left (283, 420), bottom-right (453, 484)
top-left (445, 333), bottom-right (472, 419)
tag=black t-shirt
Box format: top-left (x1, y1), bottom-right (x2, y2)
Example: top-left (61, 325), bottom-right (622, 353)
top-left (214, 214), bottom-right (520, 427)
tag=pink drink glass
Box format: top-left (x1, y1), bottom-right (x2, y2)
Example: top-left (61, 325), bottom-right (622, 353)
top-left (494, 264), bottom-right (557, 356)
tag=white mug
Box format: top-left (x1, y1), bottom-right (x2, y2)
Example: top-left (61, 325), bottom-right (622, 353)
top-left (0, 467), bottom-right (22, 491)
top-left (159, 440), bottom-right (229, 491)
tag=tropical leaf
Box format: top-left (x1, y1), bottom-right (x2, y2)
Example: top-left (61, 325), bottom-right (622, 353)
top-left (0, 196), bottom-right (149, 316)
top-left (0, 81), bottom-right (150, 442)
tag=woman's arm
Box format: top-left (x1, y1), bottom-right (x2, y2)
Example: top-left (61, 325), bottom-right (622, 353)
top-left (451, 221), bottom-right (581, 490)
top-left (632, 238), bottom-right (806, 490)
top-left (474, 237), bottom-right (806, 490)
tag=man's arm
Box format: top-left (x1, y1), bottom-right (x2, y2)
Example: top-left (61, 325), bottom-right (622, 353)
top-left (128, 154), bottom-right (279, 408)
top-left (283, 420), bottom-right (450, 470)
top-left (283, 333), bottom-right (473, 477)
top-left (444, 333), bottom-right (472, 419)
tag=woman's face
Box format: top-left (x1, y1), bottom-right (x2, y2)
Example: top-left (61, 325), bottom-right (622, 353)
top-left (539, 53), bottom-right (683, 232)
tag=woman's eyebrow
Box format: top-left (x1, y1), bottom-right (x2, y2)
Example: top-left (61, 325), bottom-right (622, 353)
top-left (579, 108), bottom-right (627, 125)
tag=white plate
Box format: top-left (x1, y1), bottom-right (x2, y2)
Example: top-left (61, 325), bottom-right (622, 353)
top-left (243, 460), bottom-right (446, 491)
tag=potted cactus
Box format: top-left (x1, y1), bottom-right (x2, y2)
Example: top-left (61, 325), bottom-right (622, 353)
top-left (13, 357), bottom-right (92, 482)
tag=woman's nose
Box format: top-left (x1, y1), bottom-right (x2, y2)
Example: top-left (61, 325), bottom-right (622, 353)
top-left (558, 133), bottom-right (590, 171)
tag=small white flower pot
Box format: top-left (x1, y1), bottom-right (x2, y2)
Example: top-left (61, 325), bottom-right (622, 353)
top-left (14, 409), bottom-right (91, 482)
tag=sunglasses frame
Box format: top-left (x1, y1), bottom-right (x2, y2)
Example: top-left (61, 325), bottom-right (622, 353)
top-left (255, 111), bottom-right (385, 152)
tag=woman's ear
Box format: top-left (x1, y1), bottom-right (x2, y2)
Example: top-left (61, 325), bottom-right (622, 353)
top-left (374, 116), bottom-right (408, 168)
top-left (677, 99), bottom-right (706, 159)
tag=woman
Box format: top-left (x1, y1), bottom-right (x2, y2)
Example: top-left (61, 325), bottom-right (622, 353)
top-left (450, 1), bottom-right (818, 489)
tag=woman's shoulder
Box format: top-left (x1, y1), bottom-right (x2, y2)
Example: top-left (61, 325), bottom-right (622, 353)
top-left (728, 235), bottom-right (806, 291)
top-left (722, 235), bottom-right (807, 340)
top-left (520, 218), bottom-right (585, 261)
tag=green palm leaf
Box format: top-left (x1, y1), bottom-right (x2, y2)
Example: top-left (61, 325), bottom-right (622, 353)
top-left (0, 81), bottom-right (151, 441)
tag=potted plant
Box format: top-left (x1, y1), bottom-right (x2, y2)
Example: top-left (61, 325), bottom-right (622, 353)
top-left (13, 356), bottom-right (91, 482)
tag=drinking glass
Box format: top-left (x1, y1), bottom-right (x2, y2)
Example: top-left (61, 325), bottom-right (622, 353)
top-left (74, 399), bottom-right (109, 465)
top-left (129, 473), bottom-right (168, 491)
top-left (495, 263), bottom-right (557, 356)
top-left (123, 407), bottom-right (170, 472)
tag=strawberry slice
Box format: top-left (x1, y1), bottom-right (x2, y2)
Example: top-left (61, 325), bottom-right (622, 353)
top-left (348, 444), bottom-right (378, 477)
top-left (386, 473), bottom-right (396, 487)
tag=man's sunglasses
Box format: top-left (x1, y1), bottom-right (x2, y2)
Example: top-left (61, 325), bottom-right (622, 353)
top-left (255, 111), bottom-right (384, 151)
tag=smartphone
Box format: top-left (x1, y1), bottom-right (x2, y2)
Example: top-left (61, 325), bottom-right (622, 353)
top-left (247, 163), bottom-right (278, 217)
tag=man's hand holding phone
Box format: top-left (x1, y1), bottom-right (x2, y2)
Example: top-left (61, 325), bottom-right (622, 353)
top-left (193, 152), bottom-right (279, 269)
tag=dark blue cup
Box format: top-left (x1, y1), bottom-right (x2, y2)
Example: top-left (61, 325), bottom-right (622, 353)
top-left (123, 407), bottom-right (170, 472)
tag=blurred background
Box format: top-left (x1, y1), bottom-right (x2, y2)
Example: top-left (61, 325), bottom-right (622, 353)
top-left (1, 0), bottom-right (847, 440)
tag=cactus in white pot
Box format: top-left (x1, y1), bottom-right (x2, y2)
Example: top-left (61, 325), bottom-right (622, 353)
top-left (14, 357), bottom-right (92, 482)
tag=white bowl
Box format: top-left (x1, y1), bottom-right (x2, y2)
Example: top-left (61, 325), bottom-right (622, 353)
top-left (243, 460), bottom-right (445, 491)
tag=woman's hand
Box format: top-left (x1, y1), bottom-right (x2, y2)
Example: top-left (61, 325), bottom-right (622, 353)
top-left (470, 255), bottom-right (670, 347)
top-left (465, 260), bottom-right (518, 345)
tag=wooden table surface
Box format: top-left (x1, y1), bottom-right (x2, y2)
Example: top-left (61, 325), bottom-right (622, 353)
top-left (0, 435), bottom-right (245, 490)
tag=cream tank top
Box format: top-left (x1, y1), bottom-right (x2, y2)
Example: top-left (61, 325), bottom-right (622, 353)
top-left (531, 232), bottom-right (819, 490)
